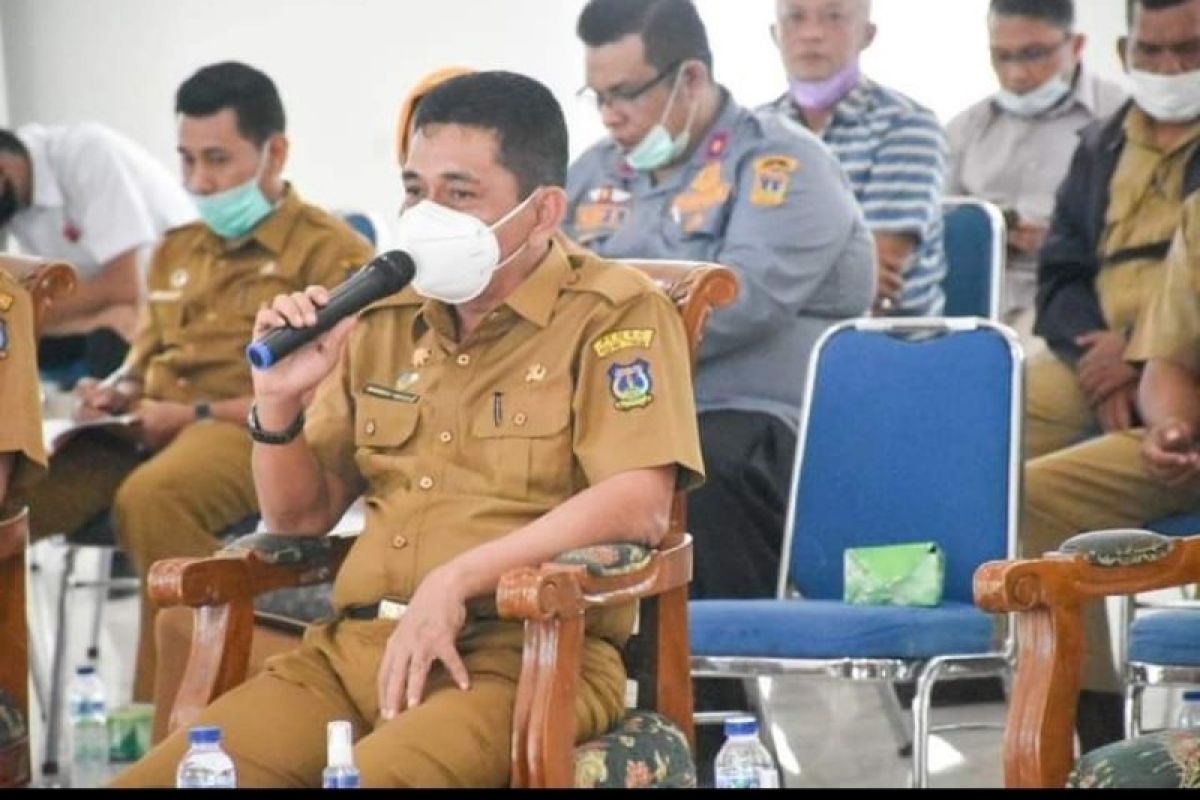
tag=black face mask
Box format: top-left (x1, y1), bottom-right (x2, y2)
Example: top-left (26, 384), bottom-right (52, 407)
top-left (0, 182), bottom-right (18, 228)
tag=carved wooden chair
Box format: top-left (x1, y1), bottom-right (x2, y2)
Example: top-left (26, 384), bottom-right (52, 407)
top-left (146, 260), bottom-right (739, 788)
top-left (976, 529), bottom-right (1200, 788)
top-left (0, 256), bottom-right (79, 788)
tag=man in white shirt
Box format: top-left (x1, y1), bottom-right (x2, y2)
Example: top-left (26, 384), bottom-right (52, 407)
top-left (947, 0), bottom-right (1127, 339)
top-left (0, 123), bottom-right (197, 383)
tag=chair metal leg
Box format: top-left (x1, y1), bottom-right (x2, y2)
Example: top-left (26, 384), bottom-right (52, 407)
top-left (745, 677), bottom-right (786, 778)
top-left (41, 544), bottom-right (76, 780)
top-left (876, 683), bottom-right (913, 756)
top-left (1125, 684), bottom-right (1144, 739)
top-left (911, 664), bottom-right (942, 789)
top-left (84, 548), bottom-right (112, 661)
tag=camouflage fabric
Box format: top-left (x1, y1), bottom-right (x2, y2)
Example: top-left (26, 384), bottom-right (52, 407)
top-left (573, 710), bottom-right (695, 788)
top-left (222, 532), bottom-right (342, 568)
top-left (1060, 529), bottom-right (1174, 567)
top-left (555, 544), bottom-right (653, 577)
top-left (0, 689), bottom-right (25, 747)
top-left (1070, 730), bottom-right (1200, 788)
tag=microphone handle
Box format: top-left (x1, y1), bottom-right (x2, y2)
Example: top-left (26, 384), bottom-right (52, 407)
top-left (246, 279), bottom-right (375, 369)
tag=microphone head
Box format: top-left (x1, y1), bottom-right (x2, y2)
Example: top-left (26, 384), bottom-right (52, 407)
top-left (245, 340), bottom-right (276, 370)
top-left (372, 250), bottom-right (417, 292)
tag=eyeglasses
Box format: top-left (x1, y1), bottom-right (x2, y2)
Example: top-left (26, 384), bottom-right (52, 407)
top-left (1130, 37), bottom-right (1200, 69)
top-left (577, 61), bottom-right (683, 111)
top-left (991, 36), bottom-right (1071, 66)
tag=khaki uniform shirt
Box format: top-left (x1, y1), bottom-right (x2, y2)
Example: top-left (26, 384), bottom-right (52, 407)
top-left (1098, 110), bottom-right (1200, 332)
top-left (1128, 193), bottom-right (1200, 373)
top-left (123, 185), bottom-right (373, 403)
top-left (0, 271), bottom-right (47, 503)
top-left (305, 242), bottom-right (705, 644)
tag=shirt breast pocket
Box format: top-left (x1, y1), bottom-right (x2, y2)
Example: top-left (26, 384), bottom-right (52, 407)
top-left (470, 382), bottom-right (572, 500)
top-left (354, 394), bottom-right (421, 452)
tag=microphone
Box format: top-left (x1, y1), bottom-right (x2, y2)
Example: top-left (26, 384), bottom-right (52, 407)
top-left (246, 250), bottom-right (416, 370)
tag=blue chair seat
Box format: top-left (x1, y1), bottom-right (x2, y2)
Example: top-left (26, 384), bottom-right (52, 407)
top-left (1146, 513), bottom-right (1200, 538)
top-left (690, 599), bottom-right (995, 660)
top-left (1129, 611), bottom-right (1200, 667)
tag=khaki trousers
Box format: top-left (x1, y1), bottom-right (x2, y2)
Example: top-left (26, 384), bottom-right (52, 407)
top-left (1024, 429), bottom-right (1200, 692)
top-left (111, 618), bottom-right (627, 788)
top-left (23, 422), bottom-right (256, 701)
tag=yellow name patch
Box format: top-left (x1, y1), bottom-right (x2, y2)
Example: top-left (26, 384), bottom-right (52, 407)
top-left (592, 329), bottom-right (655, 358)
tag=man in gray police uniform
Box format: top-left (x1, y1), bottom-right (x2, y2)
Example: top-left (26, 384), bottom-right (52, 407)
top-left (565, 0), bottom-right (875, 603)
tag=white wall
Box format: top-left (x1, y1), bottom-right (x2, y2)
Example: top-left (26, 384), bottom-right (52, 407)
top-left (1, 0), bottom-right (1126, 222)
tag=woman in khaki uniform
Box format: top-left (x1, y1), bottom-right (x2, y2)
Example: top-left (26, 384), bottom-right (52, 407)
top-left (113, 72), bottom-right (704, 788)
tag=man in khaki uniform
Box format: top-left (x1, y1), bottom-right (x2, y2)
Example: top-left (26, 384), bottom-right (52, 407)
top-left (1028, 0), bottom-right (1200, 460)
top-left (113, 71), bottom-right (704, 788)
top-left (1023, 0), bottom-right (1200, 752)
top-left (18, 61), bottom-right (372, 702)
top-left (0, 271), bottom-right (46, 513)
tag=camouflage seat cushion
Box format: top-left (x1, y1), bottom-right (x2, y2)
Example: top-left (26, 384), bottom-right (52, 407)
top-left (0, 690), bottom-right (24, 749)
top-left (573, 710), bottom-right (695, 789)
top-left (554, 544), bottom-right (653, 577)
top-left (1070, 730), bottom-right (1200, 788)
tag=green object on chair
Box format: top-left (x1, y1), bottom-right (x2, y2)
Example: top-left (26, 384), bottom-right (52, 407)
top-left (844, 542), bottom-right (945, 607)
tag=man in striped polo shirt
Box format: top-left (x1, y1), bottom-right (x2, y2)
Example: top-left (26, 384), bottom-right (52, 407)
top-left (762, 0), bottom-right (948, 317)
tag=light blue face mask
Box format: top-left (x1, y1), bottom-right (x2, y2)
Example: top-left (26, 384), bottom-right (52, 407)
top-left (624, 69), bottom-right (699, 172)
top-left (994, 73), bottom-right (1072, 118)
top-left (192, 151), bottom-right (273, 239)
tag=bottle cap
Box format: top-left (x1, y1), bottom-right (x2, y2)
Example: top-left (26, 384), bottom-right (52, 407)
top-left (327, 720), bottom-right (354, 767)
top-left (188, 725), bottom-right (222, 745)
top-left (1185, 690), bottom-right (1200, 703)
top-left (724, 715), bottom-right (759, 737)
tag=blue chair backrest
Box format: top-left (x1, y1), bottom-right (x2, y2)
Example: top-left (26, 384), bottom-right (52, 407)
top-left (942, 198), bottom-right (1005, 320)
top-left (783, 319), bottom-right (1021, 605)
top-left (339, 210), bottom-right (379, 249)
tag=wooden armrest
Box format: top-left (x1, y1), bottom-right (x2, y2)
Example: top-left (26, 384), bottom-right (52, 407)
top-left (148, 534), bottom-right (352, 607)
top-left (972, 532), bottom-right (1200, 788)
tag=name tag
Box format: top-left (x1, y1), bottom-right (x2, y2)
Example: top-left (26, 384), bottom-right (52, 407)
top-left (364, 383), bottom-right (419, 404)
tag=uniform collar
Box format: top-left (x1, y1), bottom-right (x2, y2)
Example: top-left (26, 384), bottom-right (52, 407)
top-left (413, 238), bottom-right (572, 343)
top-left (1124, 105), bottom-right (1200, 156)
top-left (17, 124), bottom-right (64, 209)
top-left (199, 182), bottom-right (303, 255)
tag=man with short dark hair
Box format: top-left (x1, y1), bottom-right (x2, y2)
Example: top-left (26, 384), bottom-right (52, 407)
top-left (0, 123), bottom-right (197, 384)
top-left (112, 70), bottom-right (704, 789)
top-left (566, 0), bottom-right (875, 603)
top-left (19, 60), bottom-right (372, 702)
top-left (1024, 0), bottom-right (1200, 752)
top-left (947, 0), bottom-right (1127, 340)
top-left (762, 0), bottom-right (947, 317)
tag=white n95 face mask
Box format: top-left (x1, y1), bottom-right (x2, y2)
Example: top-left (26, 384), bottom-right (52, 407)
top-left (1129, 68), bottom-right (1200, 123)
top-left (395, 193), bottom-right (537, 305)
top-left (994, 74), bottom-right (1072, 117)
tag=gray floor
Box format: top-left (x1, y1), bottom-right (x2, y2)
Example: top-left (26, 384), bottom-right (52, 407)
top-left (20, 538), bottom-right (1184, 789)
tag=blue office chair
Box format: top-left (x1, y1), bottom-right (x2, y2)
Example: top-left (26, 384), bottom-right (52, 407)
top-left (941, 198), bottom-right (1005, 320)
top-left (1119, 512), bottom-right (1200, 737)
top-left (335, 210), bottom-right (383, 253)
top-left (690, 317), bottom-right (1023, 788)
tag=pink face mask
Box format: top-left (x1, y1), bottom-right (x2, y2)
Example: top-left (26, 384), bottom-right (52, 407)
top-left (789, 61), bottom-right (861, 111)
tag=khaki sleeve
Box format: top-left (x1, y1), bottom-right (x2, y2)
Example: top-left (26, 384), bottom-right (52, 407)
top-left (572, 290), bottom-right (704, 491)
top-left (0, 281), bottom-right (48, 495)
top-left (120, 246), bottom-right (168, 382)
top-left (1128, 209), bottom-right (1200, 373)
top-left (303, 326), bottom-right (362, 488)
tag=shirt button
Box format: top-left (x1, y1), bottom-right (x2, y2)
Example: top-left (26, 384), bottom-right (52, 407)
top-left (176, 377), bottom-right (190, 388)
top-left (365, 420), bottom-right (377, 436)
top-left (456, 354), bottom-right (471, 367)
top-left (391, 534), bottom-right (408, 549)
top-left (418, 476), bottom-right (435, 490)
top-left (514, 412), bottom-right (528, 427)
top-left (439, 431), bottom-right (453, 444)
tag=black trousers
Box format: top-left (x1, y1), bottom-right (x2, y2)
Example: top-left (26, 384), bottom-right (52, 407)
top-left (687, 411), bottom-right (797, 783)
top-left (687, 410), bottom-right (797, 600)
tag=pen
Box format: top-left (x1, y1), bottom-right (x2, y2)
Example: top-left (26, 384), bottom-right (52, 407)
top-left (493, 392), bottom-right (503, 427)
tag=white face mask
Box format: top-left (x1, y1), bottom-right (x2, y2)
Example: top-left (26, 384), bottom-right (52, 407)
top-left (1129, 68), bottom-right (1200, 123)
top-left (994, 73), bottom-right (1072, 117)
top-left (396, 193), bottom-right (537, 305)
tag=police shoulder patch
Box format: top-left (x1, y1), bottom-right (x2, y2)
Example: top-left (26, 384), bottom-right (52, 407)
top-left (592, 328), bottom-right (655, 358)
top-left (750, 155), bottom-right (800, 208)
top-left (0, 291), bottom-right (13, 312)
top-left (608, 359), bottom-right (654, 411)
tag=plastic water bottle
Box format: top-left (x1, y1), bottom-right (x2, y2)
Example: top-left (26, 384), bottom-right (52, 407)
top-left (714, 716), bottom-right (780, 789)
top-left (68, 664), bottom-right (108, 788)
top-left (322, 720), bottom-right (361, 788)
top-left (175, 726), bottom-right (237, 788)
top-left (1178, 690), bottom-right (1200, 729)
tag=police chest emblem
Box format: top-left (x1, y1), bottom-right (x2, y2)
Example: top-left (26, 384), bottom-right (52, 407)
top-left (395, 371), bottom-right (420, 391)
top-left (169, 268), bottom-right (190, 289)
top-left (608, 359), bottom-right (654, 411)
top-left (750, 155), bottom-right (800, 208)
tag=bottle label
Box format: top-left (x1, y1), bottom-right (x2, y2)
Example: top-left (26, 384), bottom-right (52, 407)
top-left (715, 768), bottom-right (761, 789)
top-left (323, 771), bottom-right (361, 789)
